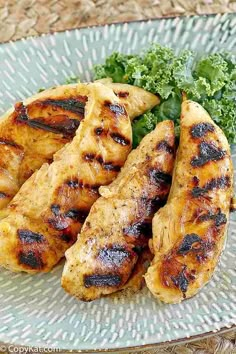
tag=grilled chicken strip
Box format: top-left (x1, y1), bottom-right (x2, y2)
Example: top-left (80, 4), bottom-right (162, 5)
top-left (145, 100), bottom-right (234, 304)
top-left (98, 79), bottom-right (160, 117)
top-left (62, 120), bottom-right (175, 301)
top-left (0, 83), bottom-right (158, 210)
top-left (0, 83), bottom-right (133, 273)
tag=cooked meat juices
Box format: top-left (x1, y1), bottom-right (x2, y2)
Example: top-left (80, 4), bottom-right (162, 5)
top-left (0, 83), bottom-right (158, 210)
top-left (61, 120), bottom-right (175, 301)
top-left (0, 83), bottom-right (134, 273)
top-left (145, 100), bottom-right (234, 303)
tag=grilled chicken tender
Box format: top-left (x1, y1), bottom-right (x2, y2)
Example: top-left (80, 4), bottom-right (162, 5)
top-left (0, 83), bottom-right (133, 273)
top-left (145, 100), bottom-right (234, 304)
top-left (98, 79), bottom-right (160, 117)
top-left (0, 84), bottom-right (89, 210)
top-left (0, 83), bottom-right (158, 210)
top-left (62, 120), bottom-right (175, 301)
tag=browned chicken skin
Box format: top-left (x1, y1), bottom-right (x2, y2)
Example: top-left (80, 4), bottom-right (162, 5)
top-left (0, 83), bottom-right (136, 273)
top-left (0, 82), bottom-right (158, 210)
top-left (145, 100), bottom-right (234, 303)
top-left (61, 120), bottom-right (175, 301)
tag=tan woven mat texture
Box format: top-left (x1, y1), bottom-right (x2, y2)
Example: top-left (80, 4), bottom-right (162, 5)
top-left (0, 0), bottom-right (236, 353)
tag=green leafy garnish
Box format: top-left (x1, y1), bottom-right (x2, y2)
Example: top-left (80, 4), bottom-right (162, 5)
top-left (65, 76), bottom-right (80, 84)
top-left (38, 87), bottom-right (45, 93)
top-left (94, 44), bottom-right (236, 145)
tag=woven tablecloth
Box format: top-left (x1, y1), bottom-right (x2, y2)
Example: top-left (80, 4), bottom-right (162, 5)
top-left (0, 1), bottom-right (235, 353)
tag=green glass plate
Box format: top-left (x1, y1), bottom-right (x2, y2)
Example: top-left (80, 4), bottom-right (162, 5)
top-left (0, 13), bottom-right (235, 352)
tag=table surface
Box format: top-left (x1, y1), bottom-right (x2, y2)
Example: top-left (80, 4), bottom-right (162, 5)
top-left (0, 1), bottom-right (235, 353)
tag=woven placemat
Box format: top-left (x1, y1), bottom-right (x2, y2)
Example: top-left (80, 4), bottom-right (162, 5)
top-left (1, 0), bottom-right (236, 42)
top-left (0, 1), bottom-right (235, 353)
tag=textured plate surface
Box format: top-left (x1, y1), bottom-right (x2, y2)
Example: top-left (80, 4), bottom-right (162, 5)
top-left (0, 13), bottom-right (235, 352)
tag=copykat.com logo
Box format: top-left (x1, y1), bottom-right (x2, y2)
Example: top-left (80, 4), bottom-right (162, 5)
top-left (0, 346), bottom-right (61, 353)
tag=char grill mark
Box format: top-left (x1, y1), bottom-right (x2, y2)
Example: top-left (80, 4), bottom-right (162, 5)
top-left (110, 132), bottom-right (131, 146)
top-left (191, 142), bottom-right (226, 167)
top-left (65, 178), bottom-right (99, 192)
top-left (115, 91), bottom-right (129, 98)
top-left (102, 162), bottom-right (121, 172)
top-left (192, 187), bottom-right (208, 198)
top-left (171, 266), bottom-right (189, 294)
top-left (98, 246), bottom-right (130, 267)
top-left (104, 101), bottom-right (126, 116)
top-left (0, 192), bottom-right (8, 199)
top-left (191, 123), bottom-right (215, 138)
top-left (48, 216), bottom-right (69, 231)
top-left (40, 97), bottom-right (86, 115)
top-left (83, 153), bottom-right (96, 161)
top-left (192, 176), bottom-right (231, 198)
top-left (149, 169), bottom-right (172, 186)
top-left (161, 256), bottom-right (192, 295)
top-left (162, 237), bottom-right (216, 292)
top-left (84, 274), bottom-right (122, 287)
top-left (124, 221), bottom-right (152, 240)
top-left (156, 140), bottom-right (174, 154)
top-left (84, 153), bottom-right (121, 172)
top-left (123, 196), bottom-right (167, 246)
top-left (177, 234), bottom-right (202, 255)
top-left (64, 208), bottom-right (88, 223)
top-left (146, 196), bottom-right (167, 212)
top-left (205, 176), bottom-right (231, 190)
top-left (14, 100), bottom-right (85, 138)
top-left (29, 117), bottom-right (80, 138)
top-left (139, 196), bottom-right (167, 216)
top-left (19, 250), bottom-right (44, 269)
top-left (66, 179), bottom-right (79, 188)
top-left (94, 127), bottom-right (103, 136)
top-left (51, 204), bottom-right (60, 216)
top-left (60, 233), bottom-right (72, 243)
top-left (133, 245), bottom-right (143, 254)
top-left (176, 234), bottom-right (214, 261)
top-left (18, 229), bottom-right (45, 244)
top-left (49, 206), bottom-right (88, 231)
top-left (79, 181), bottom-right (99, 192)
top-left (198, 209), bottom-right (227, 227)
top-left (0, 139), bottom-right (20, 148)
